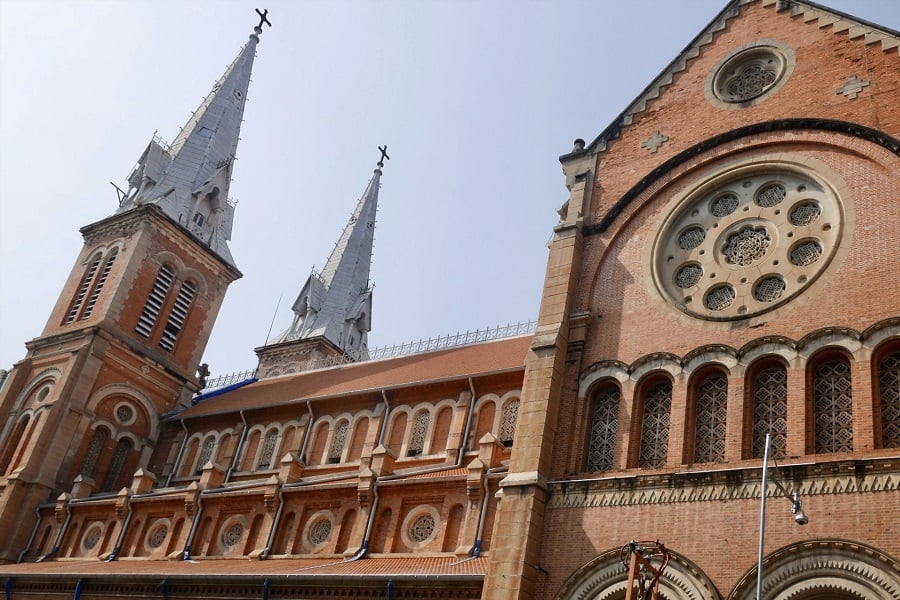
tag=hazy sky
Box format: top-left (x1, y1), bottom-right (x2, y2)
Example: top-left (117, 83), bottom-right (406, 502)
top-left (1, 0), bottom-right (896, 378)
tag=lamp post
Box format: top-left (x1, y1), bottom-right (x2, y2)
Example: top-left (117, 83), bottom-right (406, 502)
top-left (756, 432), bottom-right (809, 600)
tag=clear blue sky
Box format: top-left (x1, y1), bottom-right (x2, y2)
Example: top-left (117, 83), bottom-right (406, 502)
top-left (1, 0), bottom-right (897, 377)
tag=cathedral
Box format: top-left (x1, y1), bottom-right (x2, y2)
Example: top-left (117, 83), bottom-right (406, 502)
top-left (1, 1), bottom-right (898, 598)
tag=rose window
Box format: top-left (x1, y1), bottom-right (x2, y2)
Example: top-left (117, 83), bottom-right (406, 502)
top-left (722, 227), bottom-right (771, 266)
top-left (707, 43), bottom-right (794, 106)
top-left (148, 524), bottom-right (168, 549)
top-left (83, 525), bottom-right (102, 550)
top-left (409, 513), bottom-right (436, 543)
top-left (116, 404), bottom-right (134, 424)
top-left (221, 522), bottom-right (244, 548)
top-left (308, 517), bottom-right (332, 546)
top-left (652, 165), bottom-right (843, 320)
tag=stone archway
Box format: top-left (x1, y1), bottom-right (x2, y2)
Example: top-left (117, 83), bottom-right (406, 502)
top-left (728, 539), bottom-right (900, 600)
top-left (555, 546), bottom-right (721, 600)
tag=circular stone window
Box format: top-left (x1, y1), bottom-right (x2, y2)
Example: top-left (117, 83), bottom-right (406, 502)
top-left (147, 521), bottom-right (169, 550)
top-left (114, 402), bottom-right (135, 425)
top-left (706, 40), bottom-right (795, 108)
top-left (35, 385), bottom-right (52, 403)
top-left (651, 163), bottom-right (843, 321)
top-left (82, 523), bottom-right (103, 551)
top-left (400, 506), bottom-right (441, 549)
top-left (307, 517), bottom-right (332, 547)
top-left (220, 521), bottom-right (244, 550)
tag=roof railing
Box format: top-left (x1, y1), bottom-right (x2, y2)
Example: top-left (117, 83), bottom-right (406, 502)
top-left (202, 319), bottom-right (537, 390)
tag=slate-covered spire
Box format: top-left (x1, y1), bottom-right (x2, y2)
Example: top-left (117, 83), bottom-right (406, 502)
top-left (272, 147), bottom-right (388, 357)
top-left (118, 11), bottom-right (271, 267)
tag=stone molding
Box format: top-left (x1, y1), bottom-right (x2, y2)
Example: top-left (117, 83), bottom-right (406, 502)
top-left (547, 458), bottom-right (900, 510)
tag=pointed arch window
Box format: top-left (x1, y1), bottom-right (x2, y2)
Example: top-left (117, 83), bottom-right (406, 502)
top-left (256, 430), bottom-right (279, 470)
top-left (692, 373), bottom-right (728, 464)
top-left (64, 253), bottom-right (103, 325)
top-left (328, 421), bottom-right (349, 464)
top-left (408, 411), bottom-right (430, 456)
top-left (751, 364), bottom-right (787, 459)
top-left (813, 357), bottom-right (853, 454)
top-left (81, 428), bottom-right (109, 479)
top-left (101, 438), bottom-right (132, 492)
top-left (135, 265), bottom-right (175, 339)
top-left (878, 351), bottom-right (900, 449)
top-left (587, 383), bottom-right (619, 472)
top-left (499, 398), bottom-right (520, 447)
top-left (638, 379), bottom-right (672, 468)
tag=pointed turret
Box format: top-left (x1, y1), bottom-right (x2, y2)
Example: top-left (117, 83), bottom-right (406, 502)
top-left (277, 147), bottom-right (387, 355)
top-left (257, 148), bottom-right (387, 376)
top-left (117, 12), bottom-right (271, 266)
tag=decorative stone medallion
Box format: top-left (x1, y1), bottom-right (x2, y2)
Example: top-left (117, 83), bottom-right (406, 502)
top-left (651, 161), bottom-right (844, 321)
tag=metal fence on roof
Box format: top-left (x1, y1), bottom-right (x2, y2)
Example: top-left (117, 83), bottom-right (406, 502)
top-left (202, 320), bottom-right (537, 390)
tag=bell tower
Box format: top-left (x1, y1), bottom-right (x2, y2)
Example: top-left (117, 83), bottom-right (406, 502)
top-left (0, 13), bottom-right (270, 562)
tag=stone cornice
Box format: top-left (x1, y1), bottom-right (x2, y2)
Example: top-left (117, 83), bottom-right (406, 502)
top-left (547, 457), bottom-right (900, 509)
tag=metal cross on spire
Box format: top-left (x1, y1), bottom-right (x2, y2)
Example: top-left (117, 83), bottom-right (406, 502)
top-left (255, 8), bottom-right (272, 31)
top-left (377, 145), bottom-right (390, 168)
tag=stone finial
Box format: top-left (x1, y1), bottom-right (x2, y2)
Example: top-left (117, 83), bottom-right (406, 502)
top-left (131, 468), bottom-right (158, 494)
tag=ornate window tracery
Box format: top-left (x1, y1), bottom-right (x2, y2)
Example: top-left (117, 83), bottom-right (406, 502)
top-left (195, 436), bottom-right (216, 475)
top-left (101, 438), bottom-right (131, 492)
top-left (751, 365), bottom-right (787, 459)
top-left (499, 398), bottom-right (520, 447)
top-left (693, 374), bottom-right (727, 463)
top-left (256, 430), bottom-right (279, 470)
top-left (638, 380), bottom-right (672, 468)
top-left (879, 351), bottom-right (900, 448)
top-left (81, 428), bottom-right (109, 479)
top-left (814, 358), bottom-right (853, 454)
top-left (588, 385), bottom-right (619, 472)
top-left (408, 411), bottom-right (430, 456)
top-left (410, 513), bottom-right (436, 543)
top-left (328, 421), bottom-right (349, 463)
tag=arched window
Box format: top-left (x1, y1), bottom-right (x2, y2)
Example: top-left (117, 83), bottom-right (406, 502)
top-left (692, 372), bottom-right (728, 464)
top-left (637, 378), bottom-right (672, 469)
top-left (256, 430), bottom-right (279, 470)
top-left (0, 415), bottom-right (30, 474)
top-left (195, 436), bottom-right (216, 475)
top-left (135, 265), bottom-right (175, 339)
top-left (81, 428), bottom-right (109, 479)
top-left (81, 248), bottom-right (118, 320)
top-left (64, 253), bottom-right (103, 325)
top-left (328, 421), bottom-right (349, 464)
top-left (159, 280), bottom-right (196, 352)
top-left (877, 350), bottom-right (900, 448)
top-left (750, 363), bottom-right (787, 459)
top-left (499, 398), bottom-right (520, 448)
top-left (587, 384), bottom-right (619, 472)
top-left (408, 411), bottom-right (430, 456)
top-left (101, 438), bottom-right (132, 492)
top-left (813, 357), bottom-right (853, 454)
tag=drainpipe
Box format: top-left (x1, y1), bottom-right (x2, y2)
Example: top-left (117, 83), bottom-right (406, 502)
top-left (459, 378), bottom-right (478, 465)
top-left (379, 391), bottom-right (391, 445)
top-left (225, 410), bottom-right (248, 482)
top-left (4, 577), bottom-right (12, 600)
top-left (165, 420), bottom-right (190, 488)
top-left (17, 505), bottom-right (43, 563)
top-left (472, 466), bottom-right (507, 557)
top-left (262, 578), bottom-right (270, 600)
top-left (73, 578), bottom-right (84, 600)
top-left (299, 401), bottom-right (314, 464)
top-left (387, 579), bottom-right (394, 600)
top-left (160, 578), bottom-right (169, 600)
top-left (181, 493), bottom-right (204, 561)
top-left (37, 499), bottom-right (72, 562)
top-left (259, 485), bottom-right (284, 559)
top-left (347, 481), bottom-right (379, 561)
top-left (104, 496), bottom-right (134, 562)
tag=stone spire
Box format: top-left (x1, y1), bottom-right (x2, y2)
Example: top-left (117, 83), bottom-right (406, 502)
top-left (270, 147), bottom-right (388, 358)
top-left (117, 12), bottom-right (271, 267)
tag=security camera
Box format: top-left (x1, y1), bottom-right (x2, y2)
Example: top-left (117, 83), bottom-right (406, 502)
top-left (794, 511), bottom-right (809, 526)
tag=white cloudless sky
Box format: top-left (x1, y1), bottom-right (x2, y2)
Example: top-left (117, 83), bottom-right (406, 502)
top-left (0, 0), bottom-right (897, 378)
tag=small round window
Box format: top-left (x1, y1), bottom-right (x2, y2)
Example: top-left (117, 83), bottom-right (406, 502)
top-left (706, 40), bottom-right (795, 109)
